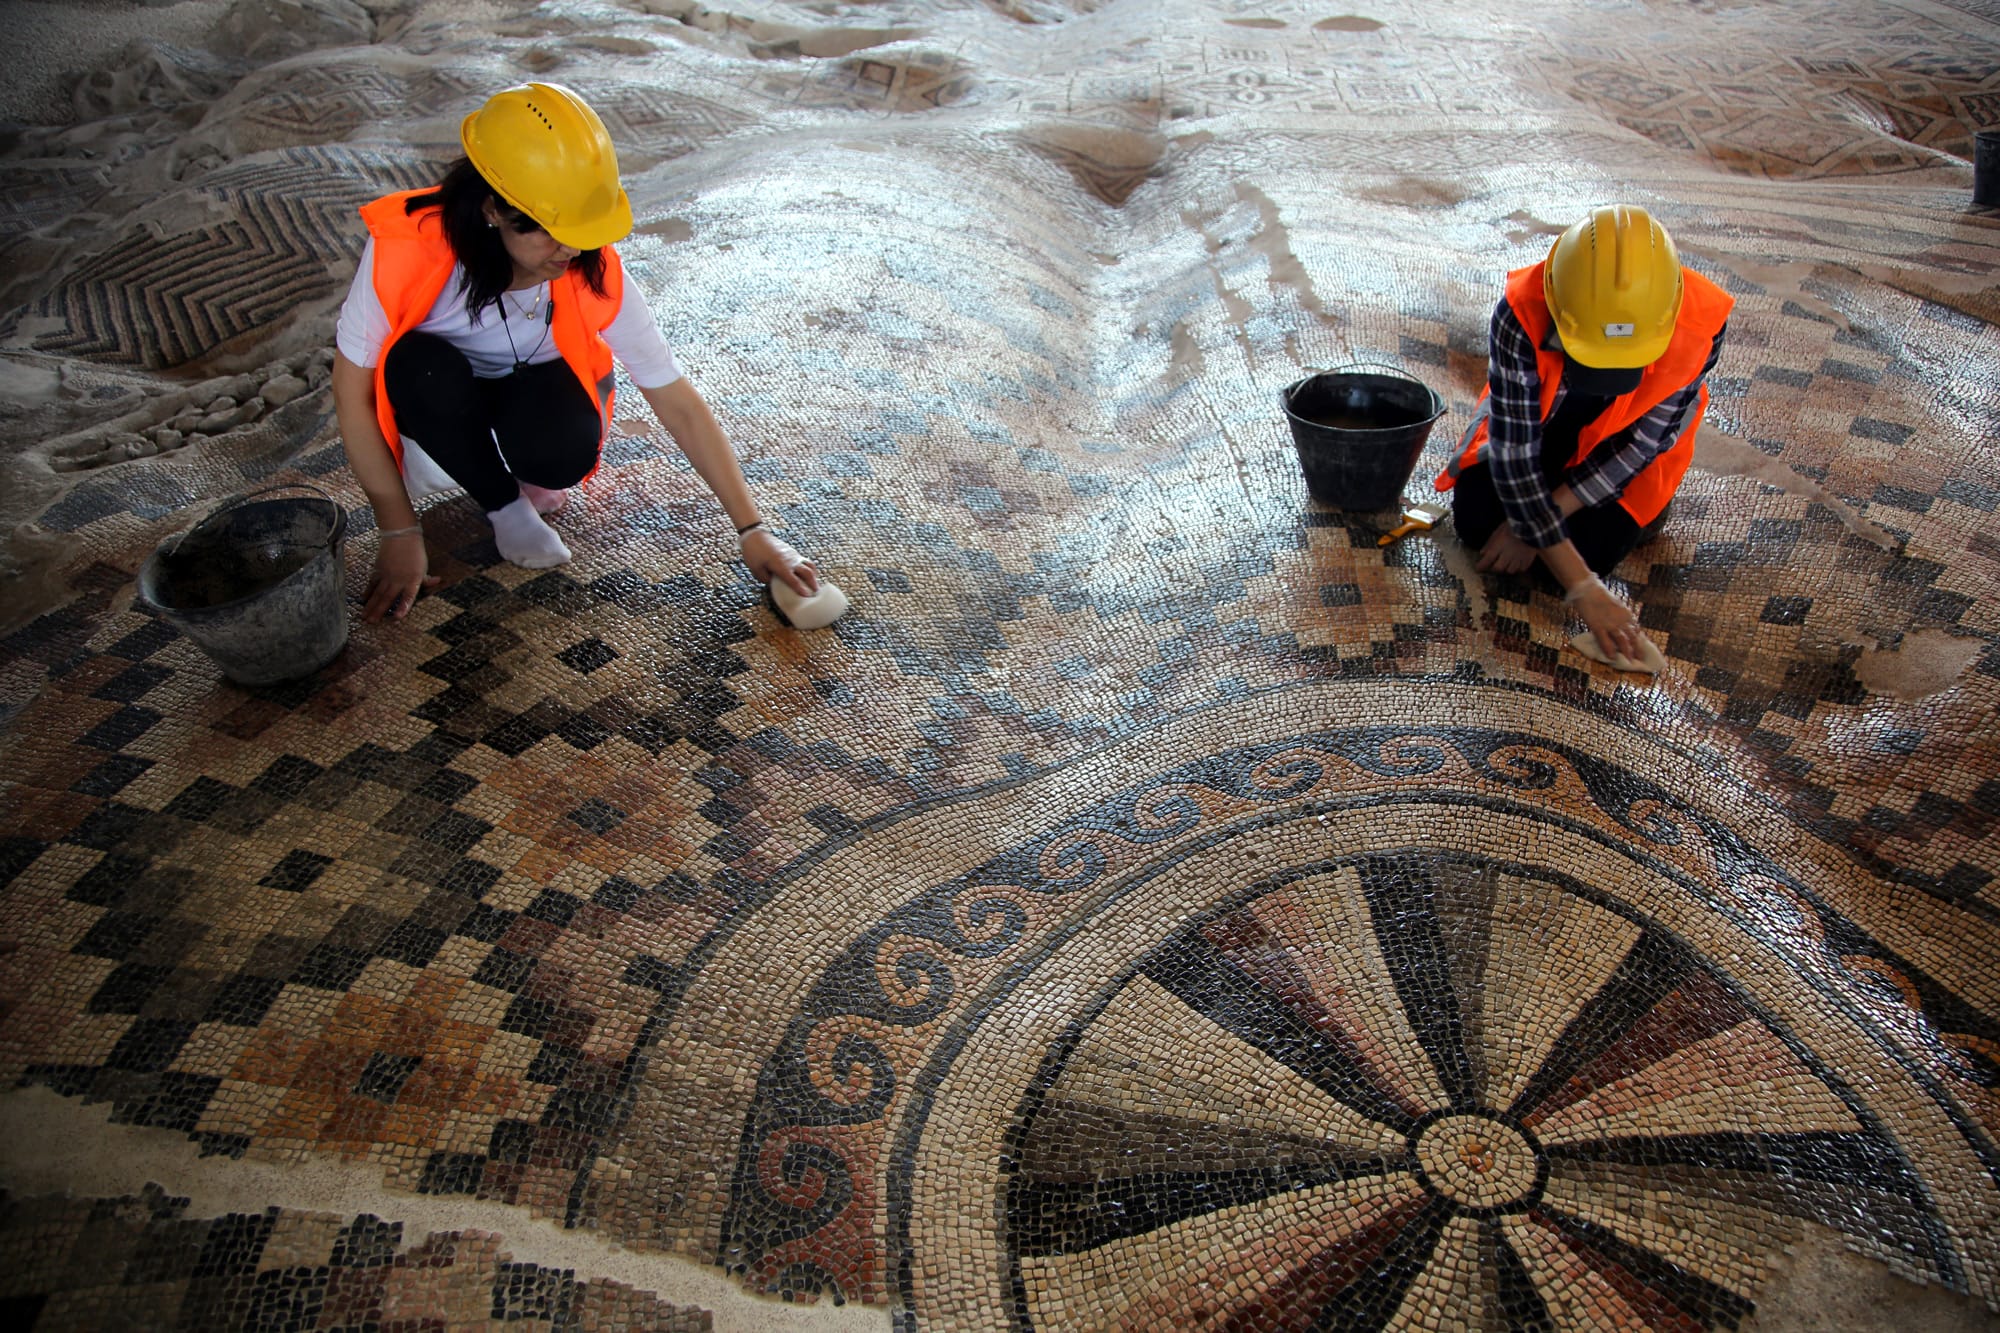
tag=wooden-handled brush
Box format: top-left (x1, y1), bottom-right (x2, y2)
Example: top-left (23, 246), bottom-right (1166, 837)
top-left (1377, 501), bottom-right (1448, 547)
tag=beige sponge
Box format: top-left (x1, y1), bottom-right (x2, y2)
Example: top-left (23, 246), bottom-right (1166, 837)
top-left (1569, 629), bottom-right (1668, 674)
top-left (772, 577), bottom-right (850, 630)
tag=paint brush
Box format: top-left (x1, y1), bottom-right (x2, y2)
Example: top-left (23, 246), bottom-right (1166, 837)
top-left (1377, 501), bottom-right (1448, 547)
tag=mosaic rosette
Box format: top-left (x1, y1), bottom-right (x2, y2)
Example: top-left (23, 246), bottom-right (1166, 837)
top-left (660, 688), bottom-right (1999, 1325)
top-left (1005, 859), bottom-right (1928, 1329)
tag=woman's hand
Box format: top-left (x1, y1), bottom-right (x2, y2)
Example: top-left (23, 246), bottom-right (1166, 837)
top-left (1477, 524), bottom-right (1538, 574)
top-left (364, 530), bottom-right (439, 622)
top-left (334, 353), bottom-right (435, 622)
top-left (739, 527), bottom-right (819, 598)
top-left (1569, 578), bottom-right (1643, 663)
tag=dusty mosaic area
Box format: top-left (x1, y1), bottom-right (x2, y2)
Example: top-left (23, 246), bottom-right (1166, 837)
top-left (2, 0), bottom-right (1998, 1328)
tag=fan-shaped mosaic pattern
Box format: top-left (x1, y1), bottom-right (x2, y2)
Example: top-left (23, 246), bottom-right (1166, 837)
top-left (696, 707), bottom-right (1995, 1324)
top-left (1011, 860), bottom-right (1929, 1329)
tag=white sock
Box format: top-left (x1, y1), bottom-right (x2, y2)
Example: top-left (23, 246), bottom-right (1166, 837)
top-left (520, 483), bottom-right (568, 517)
top-left (488, 496), bottom-right (571, 569)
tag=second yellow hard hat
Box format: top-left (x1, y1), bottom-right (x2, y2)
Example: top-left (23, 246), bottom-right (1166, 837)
top-left (1544, 205), bottom-right (1683, 369)
top-left (461, 83), bottom-right (633, 251)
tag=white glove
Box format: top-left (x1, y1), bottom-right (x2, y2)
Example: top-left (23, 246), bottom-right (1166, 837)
top-left (740, 528), bottom-right (805, 569)
top-left (739, 526), bottom-right (849, 629)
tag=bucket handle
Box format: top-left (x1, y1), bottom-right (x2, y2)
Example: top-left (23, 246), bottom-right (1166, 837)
top-left (1290, 359), bottom-right (1446, 417)
top-left (1299, 358), bottom-right (1426, 383)
top-left (165, 481), bottom-right (348, 562)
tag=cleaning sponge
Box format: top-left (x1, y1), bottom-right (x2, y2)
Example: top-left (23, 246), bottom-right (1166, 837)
top-left (771, 578), bottom-right (850, 629)
top-left (742, 526), bottom-right (850, 629)
top-left (1568, 629), bottom-right (1667, 674)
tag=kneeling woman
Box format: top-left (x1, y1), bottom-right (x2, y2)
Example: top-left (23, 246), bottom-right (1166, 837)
top-left (332, 82), bottom-right (816, 621)
top-left (1434, 205), bottom-right (1730, 663)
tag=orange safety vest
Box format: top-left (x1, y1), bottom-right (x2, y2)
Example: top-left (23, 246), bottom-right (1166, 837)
top-left (357, 188), bottom-right (623, 474)
top-left (1435, 261), bottom-right (1733, 527)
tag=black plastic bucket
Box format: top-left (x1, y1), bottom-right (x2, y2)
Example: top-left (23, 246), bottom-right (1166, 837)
top-left (138, 483), bottom-right (350, 686)
top-left (1280, 363), bottom-right (1447, 510)
top-left (1976, 129), bottom-right (2000, 207)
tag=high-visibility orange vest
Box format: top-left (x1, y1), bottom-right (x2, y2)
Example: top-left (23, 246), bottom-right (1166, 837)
top-left (1435, 261), bottom-right (1733, 527)
top-left (357, 189), bottom-right (623, 474)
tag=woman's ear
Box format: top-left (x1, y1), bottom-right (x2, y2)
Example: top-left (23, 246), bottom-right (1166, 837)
top-left (481, 198), bottom-right (501, 229)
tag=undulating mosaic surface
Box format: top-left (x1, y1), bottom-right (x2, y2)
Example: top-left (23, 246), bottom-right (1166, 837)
top-left (1, 0), bottom-right (1997, 1328)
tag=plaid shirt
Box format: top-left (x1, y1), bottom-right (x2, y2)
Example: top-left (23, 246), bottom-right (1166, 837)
top-left (1484, 298), bottom-right (1726, 549)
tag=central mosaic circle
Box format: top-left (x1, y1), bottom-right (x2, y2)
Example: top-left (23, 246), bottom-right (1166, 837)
top-left (1412, 1112), bottom-right (1541, 1210)
top-left (985, 839), bottom-right (1946, 1330)
top-left (725, 726), bottom-right (1973, 1325)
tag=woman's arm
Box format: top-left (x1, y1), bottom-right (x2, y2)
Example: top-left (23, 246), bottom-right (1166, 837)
top-left (332, 352), bottom-right (436, 621)
top-left (1477, 482), bottom-right (1641, 660)
top-left (1540, 485), bottom-right (1642, 661)
top-left (638, 377), bottom-right (816, 597)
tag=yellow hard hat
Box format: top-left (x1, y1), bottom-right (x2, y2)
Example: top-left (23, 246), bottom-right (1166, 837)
top-left (1543, 205), bottom-right (1683, 369)
top-left (461, 83), bottom-right (633, 250)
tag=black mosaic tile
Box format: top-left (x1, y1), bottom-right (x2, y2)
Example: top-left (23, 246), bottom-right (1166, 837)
top-left (353, 1052), bottom-right (424, 1103)
top-left (71, 753), bottom-right (155, 797)
top-left (417, 1151), bottom-right (486, 1196)
top-left (77, 704), bottom-right (163, 753)
top-left (0, 836), bottom-right (48, 888)
top-left (558, 636), bottom-right (619, 674)
top-left (567, 797), bottom-right (626, 836)
top-left (259, 848), bottom-right (333, 893)
top-left (523, 890), bottom-right (581, 928)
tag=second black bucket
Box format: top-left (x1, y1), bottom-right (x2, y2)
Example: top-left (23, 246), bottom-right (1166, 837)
top-left (1280, 363), bottom-right (1446, 511)
top-left (137, 483), bottom-right (350, 687)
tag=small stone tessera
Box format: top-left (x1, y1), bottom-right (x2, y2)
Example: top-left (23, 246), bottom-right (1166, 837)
top-left (1, 0), bottom-right (1997, 1329)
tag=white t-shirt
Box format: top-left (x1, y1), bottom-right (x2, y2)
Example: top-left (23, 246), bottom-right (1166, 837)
top-left (335, 239), bottom-right (683, 388)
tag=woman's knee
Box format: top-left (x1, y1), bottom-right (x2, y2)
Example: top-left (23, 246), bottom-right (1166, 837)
top-left (1448, 466), bottom-right (1502, 549)
top-left (504, 412), bottom-right (601, 490)
top-left (383, 333), bottom-right (479, 422)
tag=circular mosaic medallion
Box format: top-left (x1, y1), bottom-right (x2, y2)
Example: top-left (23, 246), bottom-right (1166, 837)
top-left (701, 718), bottom-right (1993, 1323)
top-left (1410, 1111), bottom-right (1543, 1213)
top-left (995, 849), bottom-right (1950, 1330)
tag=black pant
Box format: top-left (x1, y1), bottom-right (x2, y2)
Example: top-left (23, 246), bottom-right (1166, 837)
top-left (1449, 394), bottom-right (1662, 579)
top-left (383, 332), bottom-right (601, 512)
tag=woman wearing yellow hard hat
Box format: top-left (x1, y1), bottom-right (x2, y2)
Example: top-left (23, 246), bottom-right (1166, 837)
top-left (1434, 205), bottom-right (1732, 663)
top-left (330, 82), bottom-right (818, 621)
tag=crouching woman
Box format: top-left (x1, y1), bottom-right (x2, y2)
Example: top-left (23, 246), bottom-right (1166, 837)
top-left (331, 82), bottom-right (815, 620)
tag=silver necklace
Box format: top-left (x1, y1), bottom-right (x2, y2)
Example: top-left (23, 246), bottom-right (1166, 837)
top-left (499, 284), bottom-right (552, 372)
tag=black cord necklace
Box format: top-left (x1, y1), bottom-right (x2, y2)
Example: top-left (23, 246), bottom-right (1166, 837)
top-left (500, 285), bottom-right (553, 372)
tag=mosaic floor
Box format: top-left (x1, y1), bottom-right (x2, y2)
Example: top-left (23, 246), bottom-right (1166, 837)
top-left (2, 0), bottom-right (1999, 1328)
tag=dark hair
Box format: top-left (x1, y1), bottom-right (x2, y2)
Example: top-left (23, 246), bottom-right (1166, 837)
top-left (404, 157), bottom-right (609, 322)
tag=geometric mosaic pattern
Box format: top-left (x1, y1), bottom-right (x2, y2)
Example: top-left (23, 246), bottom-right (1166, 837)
top-left (2, 0), bottom-right (1997, 1328)
top-left (0, 1184), bottom-right (709, 1331)
top-left (697, 715), bottom-right (1995, 1320)
top-left (3, 146), bottom-right (441, 370)
top-left (1536, 1), bottom-right (2000, 178)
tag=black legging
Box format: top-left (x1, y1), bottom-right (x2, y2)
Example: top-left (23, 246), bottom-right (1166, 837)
top-left (383, 332), bottom-right (602, 512)
top-left (1450, 392), bottom-right (1664, 579)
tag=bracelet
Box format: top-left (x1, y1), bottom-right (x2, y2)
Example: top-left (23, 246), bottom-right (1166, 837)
top-left (1562, 573), bottom-right (1607, 605)
top-left (736, 520), bottom-right (766, 536)
top-left (378, 524), bottom-right (423, 540)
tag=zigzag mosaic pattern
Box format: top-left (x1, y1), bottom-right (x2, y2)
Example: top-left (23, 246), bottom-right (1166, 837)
top-left (7, 147), bottom-right (439, 369)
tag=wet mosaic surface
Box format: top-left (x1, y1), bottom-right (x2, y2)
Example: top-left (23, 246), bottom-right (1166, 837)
top-left (1, 0), bottom-right (1998, 1328)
